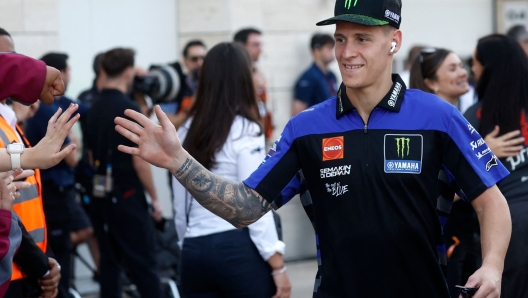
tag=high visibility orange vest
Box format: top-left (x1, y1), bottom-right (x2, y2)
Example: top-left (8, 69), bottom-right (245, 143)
top-left (0, 116), bottom-right (47, 280)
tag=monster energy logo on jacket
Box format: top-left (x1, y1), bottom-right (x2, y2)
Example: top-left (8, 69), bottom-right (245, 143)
top-left (385, 135), bottom-right (423, 174)
top-left (395, 137), bottom-right (410, 158)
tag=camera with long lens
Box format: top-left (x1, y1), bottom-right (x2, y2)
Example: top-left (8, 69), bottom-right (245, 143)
top-left (132, 62), bottom-right (185, 105)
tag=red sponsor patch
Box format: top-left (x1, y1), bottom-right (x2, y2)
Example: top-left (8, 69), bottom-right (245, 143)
top-left (322, 137), bottom-right (344, 161)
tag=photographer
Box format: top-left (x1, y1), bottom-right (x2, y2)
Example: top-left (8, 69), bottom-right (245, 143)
top-left (86, 48), bottom-right (162, 298)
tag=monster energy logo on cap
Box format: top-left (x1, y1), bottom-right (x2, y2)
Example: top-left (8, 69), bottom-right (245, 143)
top-left (344, 0), bottom-right (358, 9)
top-left (395, 137), bottom-right (410, 158)
top-left (316, 0), bottom-right (402, 29)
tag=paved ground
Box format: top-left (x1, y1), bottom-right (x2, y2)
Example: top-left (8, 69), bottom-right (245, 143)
top-left (76, 256), bottom-right (317, 298)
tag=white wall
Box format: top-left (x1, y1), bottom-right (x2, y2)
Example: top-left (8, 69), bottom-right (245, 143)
top-left (58, 0), bottom-right (178, 99)
top-left (397, 0), bottom-right (494, 66)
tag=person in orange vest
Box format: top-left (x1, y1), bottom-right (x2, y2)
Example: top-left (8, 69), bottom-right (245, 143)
top-left (0, 28), bottom-right (60, 298)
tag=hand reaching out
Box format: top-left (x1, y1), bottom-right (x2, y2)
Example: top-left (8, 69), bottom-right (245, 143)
top-left (114, 105), bottom-right (184, 173)
top-left (22, 104), bottom-right (80, 170)
top-left (485, 126), bottom-right (524, 158)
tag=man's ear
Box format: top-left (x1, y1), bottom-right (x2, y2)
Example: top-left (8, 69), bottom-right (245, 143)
top-left (390, 29), bottom-right (403, 55)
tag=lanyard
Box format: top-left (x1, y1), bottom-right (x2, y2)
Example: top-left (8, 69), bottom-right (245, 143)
top-left (184, 191), bottom-right (193, 233)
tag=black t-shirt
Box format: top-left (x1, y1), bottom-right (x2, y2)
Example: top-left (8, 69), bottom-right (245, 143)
top-left (245, 75), bottom-right (509, 297)
top-left (86, 89), bottom-right (143, 192)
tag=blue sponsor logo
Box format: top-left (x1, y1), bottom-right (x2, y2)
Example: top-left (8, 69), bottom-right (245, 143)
top-left (385, 160), bottom-right (422, 173)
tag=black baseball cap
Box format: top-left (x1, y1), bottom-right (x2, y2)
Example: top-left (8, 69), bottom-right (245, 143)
top-left (316, 0), bottom-right (402, 29)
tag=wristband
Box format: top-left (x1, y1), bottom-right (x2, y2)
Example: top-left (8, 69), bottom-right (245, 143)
top-left (271, 266), bottom-right (287, 276)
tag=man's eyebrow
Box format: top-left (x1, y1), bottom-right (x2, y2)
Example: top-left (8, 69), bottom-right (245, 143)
top-left (334, 32), bottom-right (374, 38)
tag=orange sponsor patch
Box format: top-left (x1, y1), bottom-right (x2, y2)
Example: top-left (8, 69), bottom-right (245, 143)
top-left (322, 136), bottom-right (344, 161)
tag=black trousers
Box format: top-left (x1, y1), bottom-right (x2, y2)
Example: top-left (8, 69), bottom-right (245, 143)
top-left (93, 185), bottom-right (161, 298)
top-left (42, 183), bottom-right (75, 298)
top-left (180, 228), bottom-right (276, 298)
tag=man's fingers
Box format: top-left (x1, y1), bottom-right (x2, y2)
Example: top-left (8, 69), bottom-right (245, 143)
top-left (117, 145), bottom-right (140, 156)
top-left (123, 109), bottom-right (151, 128)
top-left (115, 125), bottom-right (142, 145)
top-left (114, 117), bottom-right (144, 136)
top-left (155, 105), bottom-right (173, 130)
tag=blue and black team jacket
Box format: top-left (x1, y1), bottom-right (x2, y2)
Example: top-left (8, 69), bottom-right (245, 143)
top-left (244, 75), bottom-right (509, 297)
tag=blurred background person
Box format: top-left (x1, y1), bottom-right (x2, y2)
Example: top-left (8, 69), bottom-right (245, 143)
top-left (507, 24), bottom-right (528, 57)
top-left (292, 33), bottom-right (337, 116)
top-left (463, 34), bottom-right (528, 298)
top-left (181, 40), bottom-right (206, 97)
top-left (166, 40), bottom-right (207, 129)
top-left (0, 27), bottom-right (61, 298)
top-left (399, 45), bottom-right (425, 86)
top-left (25, 52), bottom-right (89, 298)
top-left (409, 47), bottom-right (479, 298)
top-left (86, 48), bottom-right (162, 298)
top-left (234, 28), bottom-right (274, 143)
top-left (78, 53), bottom-right (106, 107)
top-left (173, 42), bottom-right (290, 298)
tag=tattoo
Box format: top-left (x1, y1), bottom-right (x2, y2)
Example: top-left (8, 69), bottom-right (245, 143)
top-left (174, 158), bottom-right (193, 177)
top-left (173, 157), bottom-right (271, 228)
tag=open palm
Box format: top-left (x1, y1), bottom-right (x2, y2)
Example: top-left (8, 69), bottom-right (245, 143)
top-left (115, 105), bottom-right (183, 172)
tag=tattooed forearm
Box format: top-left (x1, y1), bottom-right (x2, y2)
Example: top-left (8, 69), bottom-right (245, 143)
top-left (173, 157), bottom-right (271, 228)
top-left (174, 158), bottom-right (193, 177)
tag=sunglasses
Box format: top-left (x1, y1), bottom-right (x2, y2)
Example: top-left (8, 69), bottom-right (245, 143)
top-left (419, 48), bottom-right (437, 76)
top-left (187, 56), bottom-right (205, 63)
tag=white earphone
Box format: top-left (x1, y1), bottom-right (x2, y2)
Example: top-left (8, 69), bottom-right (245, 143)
top-left (390, 41), bottom-right (397, 53)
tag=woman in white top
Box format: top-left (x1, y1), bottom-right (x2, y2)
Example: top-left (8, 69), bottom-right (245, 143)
top-left (172, 42), bottom-right (291, 298)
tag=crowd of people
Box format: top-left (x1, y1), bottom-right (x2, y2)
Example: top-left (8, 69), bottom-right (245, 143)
top-left (2, 0), bottom-right (528, 297)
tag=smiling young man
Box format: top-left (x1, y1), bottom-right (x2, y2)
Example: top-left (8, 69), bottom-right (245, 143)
top-left (115, 0), bottom-right (512, 297)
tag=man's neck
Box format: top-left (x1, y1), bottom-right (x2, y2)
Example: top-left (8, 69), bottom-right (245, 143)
top-left (314, 59), bottom-right (328, 74)
top-left (102, 80), bottom-right (128, 94)
top-left (345, 72), bottom-right (394, 124)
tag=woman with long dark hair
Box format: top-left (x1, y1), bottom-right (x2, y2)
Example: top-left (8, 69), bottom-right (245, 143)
top-left (172, 42), bottom-right (291, 298)
top-left (410, 48), bottom-right (482, 298)
top-left (464, 34), bottom-right (528, 297)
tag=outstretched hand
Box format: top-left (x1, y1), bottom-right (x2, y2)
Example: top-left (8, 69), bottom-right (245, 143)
top-left (26, 103), bottom-right (80, 169)
top-left (115, 105), bottom-right (183, 172)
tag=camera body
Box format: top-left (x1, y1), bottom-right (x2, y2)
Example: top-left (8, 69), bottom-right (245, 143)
top-left (133, 62), bottom-right (186, 107)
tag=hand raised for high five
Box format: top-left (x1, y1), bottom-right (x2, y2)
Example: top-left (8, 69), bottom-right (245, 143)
top-left (114, 105), bottom-right (184, 173)
top-left (6, 103), bottom-right (80, 172)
